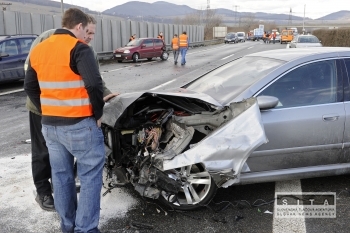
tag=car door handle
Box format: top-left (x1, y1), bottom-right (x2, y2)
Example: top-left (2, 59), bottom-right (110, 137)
top-left (322, 115), bottom-right (339, 122)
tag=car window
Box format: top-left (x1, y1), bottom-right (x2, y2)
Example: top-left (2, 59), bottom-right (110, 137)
top-left (258, 60), bottom-right (338, 108)
top-left (0, 39), bottom-right (18, 56)
top-left (142, 39), bottom-right (153, 48)
top-left (154, 39), bottom-right (163, 47)
top-left (18, 38), bottom-right (35, 54)
top-left (126, 39), bottom-right (142, 46)
top-left (186, 57), bottom-right (284, 104)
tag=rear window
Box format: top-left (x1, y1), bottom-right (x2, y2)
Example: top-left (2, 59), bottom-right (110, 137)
top-left (237, 33), bottom-right (244, 37)
top-left (154, 39), bottom-right (163, 47)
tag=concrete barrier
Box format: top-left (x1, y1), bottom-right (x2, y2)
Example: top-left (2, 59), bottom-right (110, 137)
top-left (0, 10), bottom-right (204, 54)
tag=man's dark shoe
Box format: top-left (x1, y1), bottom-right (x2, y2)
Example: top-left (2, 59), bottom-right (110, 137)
top-left (35, 194), bottom-right (55, 211)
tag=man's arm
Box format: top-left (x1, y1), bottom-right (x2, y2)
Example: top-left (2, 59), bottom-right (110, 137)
top-left (24, 60), bottom-right (41, 112)
top-left (72, 43), bottom-right (104, 121)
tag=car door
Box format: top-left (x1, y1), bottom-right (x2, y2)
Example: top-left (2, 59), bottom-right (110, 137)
top-left (0, 39), bottom-right (23, 82)
top-left (153, 39), bottom-right (164, 57)
top-left (139, 39), bottom-right (154, 58)
top-left (246, 59), bottom-right (345, 172)
top-left (341, 58), bottom-right (350, 159)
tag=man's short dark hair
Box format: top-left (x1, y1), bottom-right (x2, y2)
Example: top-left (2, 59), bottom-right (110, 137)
top-left (183, 31), bottom-right (187, 35)
top-left (61, 8), bottom-right (89, 29)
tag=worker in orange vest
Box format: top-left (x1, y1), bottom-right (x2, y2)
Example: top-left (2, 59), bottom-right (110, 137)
top-left (171, 34), bottom-right (179, 65)
top-left (129, 34), bottom-right (136, 42)
top-left (272, 31), bottom-right (276, 44)
top-left (179, 31), bottom-right (189, 66)
top-left (24, 8), bottom-right (105, 232)
top-left (157, 32), bottom-right (164, 41)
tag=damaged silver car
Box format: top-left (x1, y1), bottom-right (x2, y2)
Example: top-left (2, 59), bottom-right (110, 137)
top-left (102, 47), bottom-right (350, 210)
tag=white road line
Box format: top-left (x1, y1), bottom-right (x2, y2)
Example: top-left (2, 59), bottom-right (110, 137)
top-left (247, 46), bottom-right (254, 49)
top-left (273, 180), bottom-right (306, 233)
top-left (220, 54), bottom-right (235, 60)
top-left (150, 79), bottom-right (176, 90)
top-left (0, 89), bottom-right (24, 96)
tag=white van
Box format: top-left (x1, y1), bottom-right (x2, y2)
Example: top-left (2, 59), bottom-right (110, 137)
top-left (236, 32), bottom-right (246, 42)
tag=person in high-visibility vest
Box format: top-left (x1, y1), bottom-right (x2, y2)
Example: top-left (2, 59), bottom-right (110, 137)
top-left (157, 32), bottom-right (164, 41)
top-left (179, 31), bottom-right (189, 65)
top-left (24, 8), bottom-right (105, 232)
top-left (171, 34), bottom-right (179, 65)
top-left (23, 15), bottom-right (118, 213)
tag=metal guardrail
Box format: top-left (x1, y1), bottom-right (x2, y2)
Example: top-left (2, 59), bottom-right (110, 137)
top-left (97, 39), bottom-right (224, 60)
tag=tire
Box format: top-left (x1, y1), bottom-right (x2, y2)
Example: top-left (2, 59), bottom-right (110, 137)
top-left (117, 60), bottom-right (122, 63)
top-left (132, 53), bottom-right (139, 63)
top-left (147, 58), bottom-right (153, 61)
top-left (159, 163), bottom-right (217, 210)
top-left (161, 51), bottom-right (168, 61)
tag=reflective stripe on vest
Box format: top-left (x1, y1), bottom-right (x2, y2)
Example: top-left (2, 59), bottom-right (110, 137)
top-left (30, 34), bottom-right (93, 118)
top-left (179, 34), bottom-right (188, 47)
top-left (172, 38), bottom-right (179, 50)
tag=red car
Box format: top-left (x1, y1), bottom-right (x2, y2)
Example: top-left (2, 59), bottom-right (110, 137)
top-left (114, 38), bottom-right (168, 63)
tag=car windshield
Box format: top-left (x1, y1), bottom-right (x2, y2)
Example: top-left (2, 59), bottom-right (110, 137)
top-left (186, 57), bottom-right (285, 104)
top-left (226, 34), bottom-right (235, 38)
top-left (298, 36), bottom-right (319, 43)
top-left (237, 33), bottom-right (244, 36)
top-left (126, 39), bottom-right (142, 46)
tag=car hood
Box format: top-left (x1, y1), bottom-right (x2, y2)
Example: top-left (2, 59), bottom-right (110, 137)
top-left (102, 89), bottom-right (268, 187)
top-left (102, 88), bottom-right (223, 126)
top-left (114, 46), bottom-right (134, 52)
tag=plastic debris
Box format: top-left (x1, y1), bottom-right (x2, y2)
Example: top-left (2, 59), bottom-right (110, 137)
top-left (264, 210), bottom-right (273, 214)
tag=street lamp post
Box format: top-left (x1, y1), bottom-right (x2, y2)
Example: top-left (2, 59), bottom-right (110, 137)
top-left (61, 0), bottom-right (64, 15)
top-left (302, 4), bottom-right (305, 34)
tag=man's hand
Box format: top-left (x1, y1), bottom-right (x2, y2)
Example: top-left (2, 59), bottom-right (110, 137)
top-left (97, 118), bottom-right (102, 128)
top-left (103, 93), bottom-right (119, 102)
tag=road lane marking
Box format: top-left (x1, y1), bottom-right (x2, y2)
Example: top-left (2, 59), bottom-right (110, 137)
top-left (0, 89), bottom-right (24, 96)
top-left (221, 54), bottom-right (235, 60)
top-left (247, 46), bottom-right (254, 49)
top-left (273, 180), bottom-right (306, 233)
top-left (150, 79), bottom-right (176, 90)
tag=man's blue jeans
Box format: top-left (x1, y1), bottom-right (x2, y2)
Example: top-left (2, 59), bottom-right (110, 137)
top-left (180, 47), bottom-right (187, 65)
top-left (42, 117), bottom-right (105, 233)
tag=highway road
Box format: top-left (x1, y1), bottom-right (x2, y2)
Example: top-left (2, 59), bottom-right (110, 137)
top-left (1, 41), bottom-right (350, 233)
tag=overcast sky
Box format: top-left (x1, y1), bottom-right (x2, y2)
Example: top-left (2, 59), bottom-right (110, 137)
top-left (53, 0), bottom-right (349, 19)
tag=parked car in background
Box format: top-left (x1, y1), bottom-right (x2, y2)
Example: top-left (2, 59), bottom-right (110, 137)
top-left (290, 35), bottom-right (322, 48)
top-left (114, 38), bottom-right (168, 63)
top-left (269, 34), bottom-right (281, 43)
top-left (0, 34), bottom-right (37, 83)
top-left (237, 32), bottom-right (246, 42)
top-left (102, 47), bottom-right (350, 210)
top-left (224, 33), bottom-right (238, 44)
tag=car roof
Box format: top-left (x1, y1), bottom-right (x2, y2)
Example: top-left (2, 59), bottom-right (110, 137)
top-left (0, 34), bottom-right (37, 41)
top-left (246, 47), bottom-right (350, 62)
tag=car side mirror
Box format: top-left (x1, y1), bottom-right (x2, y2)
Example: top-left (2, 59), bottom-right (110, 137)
top-left (257, 96), bottom-right (279, 110)
top-left (141, 44), bottom-right (146, 48)
top-left (0, 52), bottom-right (9, 58)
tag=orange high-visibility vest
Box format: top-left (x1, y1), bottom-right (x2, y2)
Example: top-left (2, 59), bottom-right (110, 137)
top-left (172, 37), bottom-right (179, 50)
top-left (179, 34), bottom-right (188, 47)
top-left (30, 34), bottom-right (93, 118)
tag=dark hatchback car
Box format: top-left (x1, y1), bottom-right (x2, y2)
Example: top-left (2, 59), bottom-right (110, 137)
top-left (0, 34), bottom-right (37, 83)
top-left (224, 33), bottom-right (238, 44)
top-left (114, 38), bottom-right (169, 63)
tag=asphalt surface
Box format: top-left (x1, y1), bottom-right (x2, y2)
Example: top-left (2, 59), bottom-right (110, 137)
top-left (1, 41), bottom-right (350, 233)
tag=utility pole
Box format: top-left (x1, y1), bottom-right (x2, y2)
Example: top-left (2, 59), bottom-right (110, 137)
top-left (61, 0), bottom-right (64, 15)
top-left (302, 4), bottom-right (306, 34)
top-left (234, 5), bottom-right (238, 27)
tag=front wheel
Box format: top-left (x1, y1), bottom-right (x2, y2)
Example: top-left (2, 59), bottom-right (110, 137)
top-left (132, 53), bottom-right (139, 63)
top-left (159, 163), bottom-right (217, 210)
top-left (161, 51), bottom-right (169, 61)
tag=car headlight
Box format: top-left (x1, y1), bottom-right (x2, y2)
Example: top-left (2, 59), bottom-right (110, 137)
top-left (123, 50), bottom-right (130, 53)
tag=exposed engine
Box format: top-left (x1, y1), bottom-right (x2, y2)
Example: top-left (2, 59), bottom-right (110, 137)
top-left (102, 93), bottom-right (231, 199)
